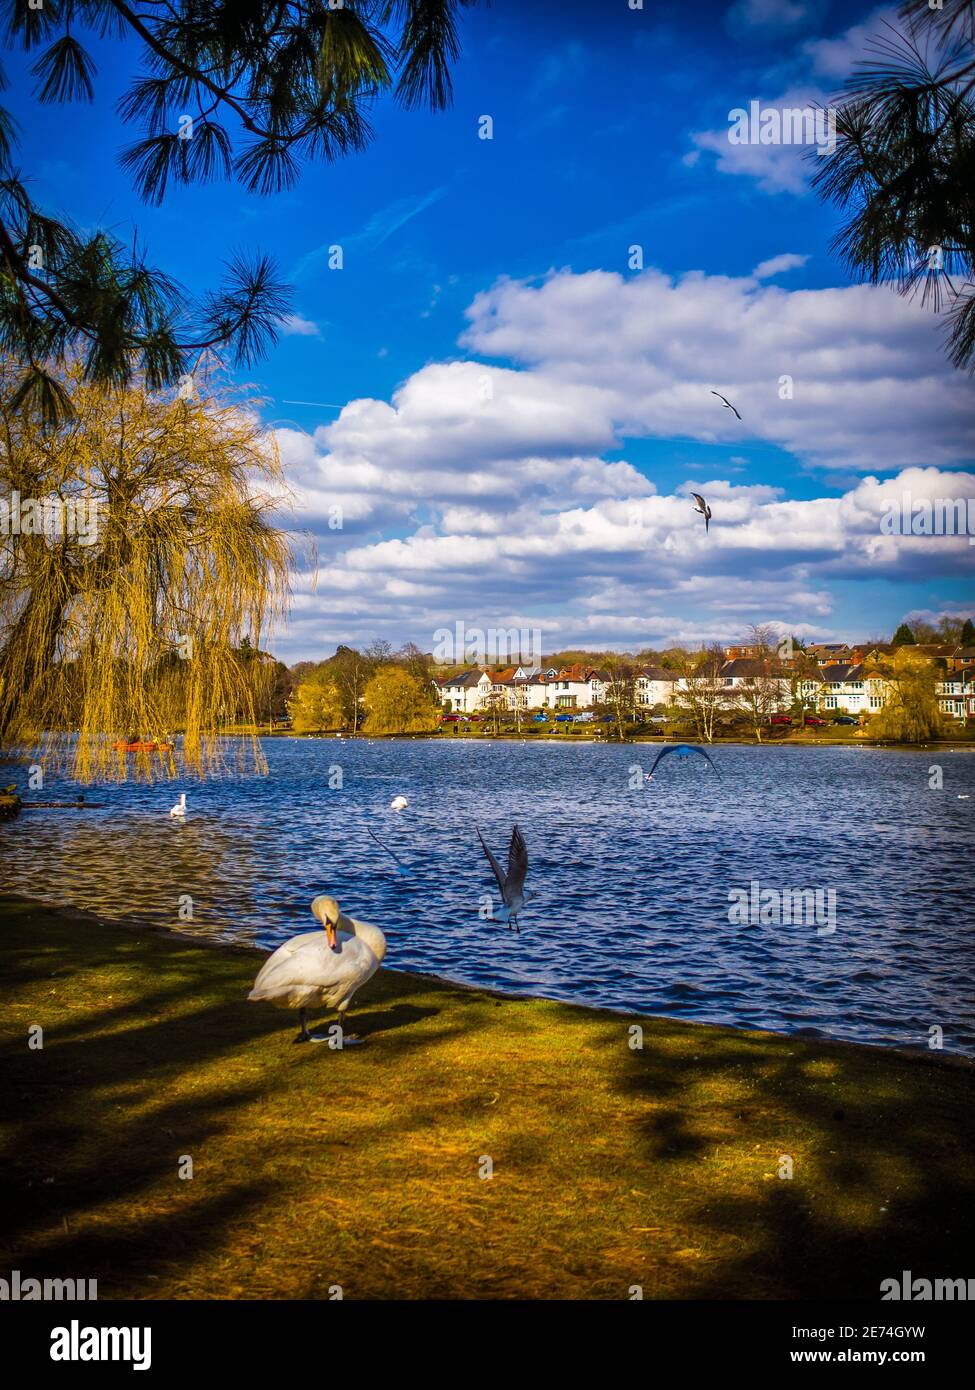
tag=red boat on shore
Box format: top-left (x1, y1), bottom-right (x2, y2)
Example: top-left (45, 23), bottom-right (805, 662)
top-left (112, 739), bottom-right (175, 753)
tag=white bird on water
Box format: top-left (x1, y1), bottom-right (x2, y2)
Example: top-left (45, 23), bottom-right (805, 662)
top-left (169, 793), bottom-right (187, 819)
top-left (390, 794), bottom-right (408, 811)
top-left (248, 896), bottom-right (386, 1044)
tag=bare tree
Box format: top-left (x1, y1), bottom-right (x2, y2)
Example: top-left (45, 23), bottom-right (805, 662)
top-left (726, 626), bottom-right (788, 741)
top-left (673, 645), bottom-right (725, 743)
top-left (482, 688), bottom-right (506, 736)
top-left (603, 658), bottom-right (636, 741)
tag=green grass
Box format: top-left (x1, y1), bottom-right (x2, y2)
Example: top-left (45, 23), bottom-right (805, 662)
top-left (1, 896), bottom-right (973, 1300)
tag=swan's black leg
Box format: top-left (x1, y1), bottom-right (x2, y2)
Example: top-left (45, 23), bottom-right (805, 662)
top-left (340, 1007), bottom-right (364, 1045)
top-left (295, 1007), bottom-right (311, 1043)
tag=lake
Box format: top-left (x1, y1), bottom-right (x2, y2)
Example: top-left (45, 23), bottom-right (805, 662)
top-left (2, 738), bottom-right (974, 1055)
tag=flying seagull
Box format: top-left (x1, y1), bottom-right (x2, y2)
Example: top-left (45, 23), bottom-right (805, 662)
top-left (367, 825), bottom-right (406, 875)
top-left (711, 390), bottom-right (741, 420)
top-left (645, 743), bottom-right (718, 781)
top-left (690, 492), bottom-right (712, 533)
top-left (476, 824), bottom-right (533, 931)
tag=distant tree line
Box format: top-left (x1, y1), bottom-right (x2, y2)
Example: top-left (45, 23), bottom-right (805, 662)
top-left (287, 641), bottom-right (438, 735)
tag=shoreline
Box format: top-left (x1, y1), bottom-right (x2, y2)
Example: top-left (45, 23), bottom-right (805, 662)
top-left (263, 730), bottom-right (975, 750)
top-left (4, 891), bottom-right (973, 1072)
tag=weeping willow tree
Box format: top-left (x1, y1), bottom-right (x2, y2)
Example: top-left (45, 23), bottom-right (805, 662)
top-left (868, 649), bottom-right (944, 743)
top-left (288, 666), bottom-right (346, 734)
top-left (361, 665), bottom-right (439, 734)
top-left (0, 357), bottom-right (290, 781)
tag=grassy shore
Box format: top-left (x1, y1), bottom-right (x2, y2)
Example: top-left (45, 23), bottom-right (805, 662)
top-left (252, 724), bottom-right (975, 747)
top-left (1, 895), bottom-right (973, 1300)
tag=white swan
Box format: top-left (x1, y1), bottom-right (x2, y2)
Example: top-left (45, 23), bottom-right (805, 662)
top-left (390, 794), bottom-right (408, 811)
top-left (169, 793), bottom-right (187, 819)
top-left (248, 896), bottom-right (386, 1044)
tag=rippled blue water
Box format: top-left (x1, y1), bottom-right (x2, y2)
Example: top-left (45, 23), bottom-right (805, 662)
top-left (3, 737), bottom-right (974, 1054)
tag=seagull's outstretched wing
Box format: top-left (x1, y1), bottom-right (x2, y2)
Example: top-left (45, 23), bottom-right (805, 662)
top-left (477, 825), bottom-right (508, 897)
top-left (690, 492), bottom-right (708, 512)
top-left (368, 825), bottom-right (406, 872)
top-left (648, 743), bottom-right (718, 777)
top-left (710, 389), bottom-right (741, 420)
top-left (647, 744), bottom-right (676, 777)
top-left (506, 824), bottom-right (528, 897)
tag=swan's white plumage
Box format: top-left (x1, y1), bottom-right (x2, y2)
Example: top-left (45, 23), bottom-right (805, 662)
top-left (248, 909), bottom-right (385, 1015)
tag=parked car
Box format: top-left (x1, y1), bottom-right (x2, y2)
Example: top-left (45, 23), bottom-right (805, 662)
top-left (770, 714), bottom-right (792, 725)
top-left (533, 712), bottom-right (548, 722)
top-left (574, 712), bottom-right (595, 723)
top-left (554, 714), bottom-right (574, 723)
top-left (833, 715), bottom-right (858, 725)
top-left (440, 714), bottom-right (461, 723)
top-left (804, 715), bottom-right (829, 726)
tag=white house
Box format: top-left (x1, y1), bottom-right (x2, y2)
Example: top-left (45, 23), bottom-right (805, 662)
top-left (635, 665), bottom-right (676, 709)
top-left (547, 665), bottom-right (607, 710)
top-left (816, 663), bottom-right (887, 715)
top-left (434, 669), bottom-right (492, 713)
top-left (716, 658), bottom-right (791, 708)
top-left (937, 666), bottom-right (975, 720)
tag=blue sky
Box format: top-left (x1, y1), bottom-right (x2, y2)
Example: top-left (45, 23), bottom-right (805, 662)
top-left (7, 0), bottom-right (974, 659)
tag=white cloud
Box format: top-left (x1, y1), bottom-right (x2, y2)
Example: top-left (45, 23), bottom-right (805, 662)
top-left (690, 88), bottom-right (833, 195)
top-left (728, 0), bottom-right (812, 33)
top-left (691, 7), bottom-right (905, 196)
top-left (459, 268), bottom-right (975, 471)
top-left (753, 252), bottom-right (810, 279)
top-left (802, 6), bottom-right (899, 80)
top-left (268, 268), bottom-right (974, 660)
top-left (277, 313), bottom-right (321, 337)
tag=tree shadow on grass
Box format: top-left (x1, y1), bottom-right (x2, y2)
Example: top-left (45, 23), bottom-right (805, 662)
top-left (616, 1020), bottom-right (975, 1298)
top-left (0, 902), bottom-right (450, 1295)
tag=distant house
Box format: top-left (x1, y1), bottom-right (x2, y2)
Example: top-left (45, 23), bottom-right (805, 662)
top-left (806, 643), bottom-right (853, 667)
top-left (817, 663), bottom-right (887, 714)
top-left (937, 665), bottom-right (975, 720)
top-left (635, 665), bottom-right (676, 708)
top-left (434, 668), bottom-right (492, 714)
top-left (546, 664), bottom-right (607, 710)
top-left (714, 658), bottom-right (791, 709)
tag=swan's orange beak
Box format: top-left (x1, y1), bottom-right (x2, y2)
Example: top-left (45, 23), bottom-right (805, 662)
top-left (325, 921), bottom-right (338, 949)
